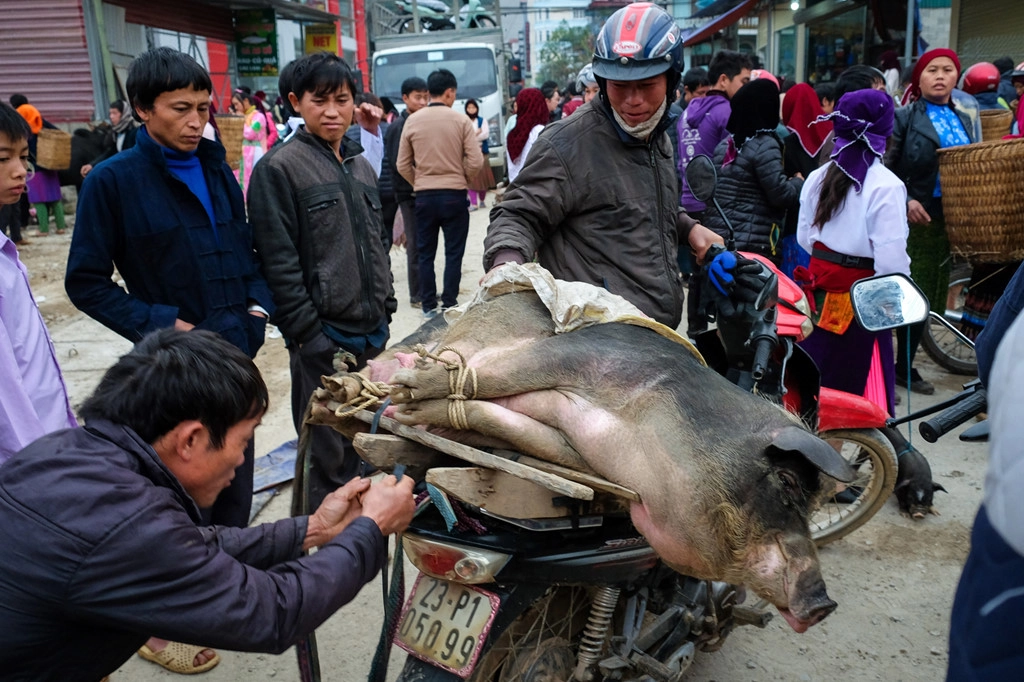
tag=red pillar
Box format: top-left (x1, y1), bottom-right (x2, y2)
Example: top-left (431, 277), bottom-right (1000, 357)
top-left (329, 0), bottom-right (369, 91)
top-left (208, 40), bottom-right (231, 112)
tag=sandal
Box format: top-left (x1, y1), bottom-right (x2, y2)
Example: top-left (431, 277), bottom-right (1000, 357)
top-left (137, 641), bottom-right (220, 674)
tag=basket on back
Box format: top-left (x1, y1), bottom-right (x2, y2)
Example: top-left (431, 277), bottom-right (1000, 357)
top-left (980, 109), bottom-right (1013, 142)
top-left (217, 115), bottom-right (245, 171)
top-left (938, 137), bottom-right (1024, 264)
top-left (35, 128), bottom-right (72, 170)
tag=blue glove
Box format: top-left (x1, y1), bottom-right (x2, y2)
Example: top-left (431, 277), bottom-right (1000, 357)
top-left (708, 250), bottom-right (739, 297)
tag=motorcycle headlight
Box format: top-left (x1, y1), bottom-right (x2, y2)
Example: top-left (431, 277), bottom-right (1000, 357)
top-left (794, 290), bottom-right (814, 339)
top-left (487, 115), bottom-right (501, 148)
top-left (793, 290), bottom-right (811, 318)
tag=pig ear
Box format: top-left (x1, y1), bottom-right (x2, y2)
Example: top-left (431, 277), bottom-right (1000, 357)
top-left (768, 427), bottom-right (857, 483)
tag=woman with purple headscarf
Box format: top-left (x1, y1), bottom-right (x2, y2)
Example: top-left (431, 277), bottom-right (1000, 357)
top-left (795, 89), bottom-right (910, 416)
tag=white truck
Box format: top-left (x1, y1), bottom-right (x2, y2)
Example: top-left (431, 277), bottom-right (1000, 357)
top-left (371, 28), bottom-right (510, 183)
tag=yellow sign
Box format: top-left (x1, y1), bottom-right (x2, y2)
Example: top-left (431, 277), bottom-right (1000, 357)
top-left (305, 23), bottom-right (338, 54)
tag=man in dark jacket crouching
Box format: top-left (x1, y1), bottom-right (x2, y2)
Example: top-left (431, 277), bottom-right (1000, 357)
top-left (0, 329), bottom-right (415, 682)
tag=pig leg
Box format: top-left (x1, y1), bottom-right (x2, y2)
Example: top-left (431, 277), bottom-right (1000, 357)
top-left (389, 342), bottom-right (580, 404)
top-left (392, 394), bottom-right (589, 471)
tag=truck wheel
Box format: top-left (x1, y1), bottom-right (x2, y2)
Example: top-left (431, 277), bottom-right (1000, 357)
top-left (810, 428), bottom-right (898, 546)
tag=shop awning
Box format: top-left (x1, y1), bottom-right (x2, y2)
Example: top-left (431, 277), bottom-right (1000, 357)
top-left (680, 0), bottom-right (757, 45)
top-left (200, 0), bottom-right (339, 23)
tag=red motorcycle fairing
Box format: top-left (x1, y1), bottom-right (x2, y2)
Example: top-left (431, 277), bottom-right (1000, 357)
top-left (816, 387), bottom-right (889, 432)
top-left (741, 253), bottom-right (812, 341)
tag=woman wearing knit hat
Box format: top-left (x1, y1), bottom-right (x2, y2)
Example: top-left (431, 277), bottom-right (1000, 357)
top-left (884, 48), bottom-right (975, 395)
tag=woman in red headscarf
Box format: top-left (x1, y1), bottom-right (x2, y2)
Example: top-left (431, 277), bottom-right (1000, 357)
top-left (884, 48), bottom-right (975, 395)
top-left (780, 82), bottom-right (832, 279)
top-left (505, 88), bottom-right (548, 184)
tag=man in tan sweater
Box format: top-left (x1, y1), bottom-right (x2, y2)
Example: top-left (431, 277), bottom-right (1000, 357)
top-left (397, 68), bottom-right (484, 318)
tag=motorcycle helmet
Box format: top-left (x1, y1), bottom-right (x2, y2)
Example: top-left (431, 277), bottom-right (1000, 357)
top-left (593, 3), bottom-right (684, 83)
top-left (1012, 61), bottom-right (1024, 84)
top-left (961, 62), bottom-right (1000, 95)
top-left (576, 64), bottom-right (597, 92)
top-left (749, 69), bottom-right (780, 88)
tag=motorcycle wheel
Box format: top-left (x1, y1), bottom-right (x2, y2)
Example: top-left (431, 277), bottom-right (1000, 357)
top-left (480, 586), bottom-right (590, 682)
top-left (398, 18), bottom-right (415, 33)
top-left (810, 428), bottom-right (898, 546)
top-left (471, 15), bottom-right (497, 28)
top-left (397, 587), bottom-right (590, 682)
top-left (921, 264), bottom-right (978, 375)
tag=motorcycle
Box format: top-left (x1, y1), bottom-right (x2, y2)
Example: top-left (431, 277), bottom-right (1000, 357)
top-left (684, 154), bottom-right (935, 544)
top-left (382, 159), bottom-right (920, 681)
top-left (395, 0), bottom-right (498, 33)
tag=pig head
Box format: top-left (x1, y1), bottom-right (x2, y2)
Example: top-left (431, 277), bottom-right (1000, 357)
top-left (628, 420), bottom-right (853, 633)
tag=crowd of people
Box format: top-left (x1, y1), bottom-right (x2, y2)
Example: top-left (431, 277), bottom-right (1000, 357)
top-left (2, 2), bottom-right (1024, 678)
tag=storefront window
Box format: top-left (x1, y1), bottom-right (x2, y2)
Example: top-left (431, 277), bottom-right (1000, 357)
top-left (691, 42), bottom-right (713, 68)
top-left (776, 26), bottom-right (796, 82)
top-left (806, 6), bottom-right (866, 83)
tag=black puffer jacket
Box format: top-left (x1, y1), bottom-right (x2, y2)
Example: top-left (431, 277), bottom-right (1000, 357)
top-left (883, 98), bottom-right (975, 221)
top-left (702, 132), bottom-right (803, 261)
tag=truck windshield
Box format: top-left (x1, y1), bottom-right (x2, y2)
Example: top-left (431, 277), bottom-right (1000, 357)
top-left (374, 47), bottom-right (497, 101)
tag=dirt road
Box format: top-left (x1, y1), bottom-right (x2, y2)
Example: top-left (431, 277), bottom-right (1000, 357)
top-left (17, 206), bottom-right (983, 681)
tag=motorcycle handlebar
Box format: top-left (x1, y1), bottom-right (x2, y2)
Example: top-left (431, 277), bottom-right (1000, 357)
top-left (751, 336), bottom-right (773, 381)
top-left (919, 388), bottom-right (987, 443)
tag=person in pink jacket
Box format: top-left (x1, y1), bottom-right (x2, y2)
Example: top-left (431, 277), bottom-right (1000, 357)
top-left (231, 87), bottom-right (274, 199)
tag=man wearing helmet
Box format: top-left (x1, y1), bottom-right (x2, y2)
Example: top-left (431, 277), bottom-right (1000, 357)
top-left (483, 2), bottom-right (722, 329)
top-left (562, 65), bottom-right (598, 117)
top-left (579, 64), bottom-right (600, 104)
top-left (961, 62), bottom-right (1012, 111)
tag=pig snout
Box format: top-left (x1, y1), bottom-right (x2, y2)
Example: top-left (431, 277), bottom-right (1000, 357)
top-left (780, 570), bottom-right (837, 633)
top-left (747, 536), bottom-right (836, 633)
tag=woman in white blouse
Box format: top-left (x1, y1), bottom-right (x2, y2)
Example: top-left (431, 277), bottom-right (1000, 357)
top-left (796, 88), bottom-right (909, 416)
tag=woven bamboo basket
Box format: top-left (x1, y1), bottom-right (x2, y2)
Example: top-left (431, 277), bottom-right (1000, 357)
top-left (980, 108), bottom-right (1013, 142)
top-left (938, 137), bottom-right (1024, 263)
top-left (35, 128), bottom-right (72, 170)
top-left (217, 115), bottom-right (245, 170)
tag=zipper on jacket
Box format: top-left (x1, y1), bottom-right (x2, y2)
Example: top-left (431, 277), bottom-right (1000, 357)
top-left (339, 159), bottom-right (375, 324)
top-left (307, 198), bottom-right (339, 213)
top-left (650, 144), bottom-right (672, 287)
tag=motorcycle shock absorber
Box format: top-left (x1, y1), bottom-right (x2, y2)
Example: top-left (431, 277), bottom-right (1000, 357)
top-left (573, 586), bottom-right (621, 681)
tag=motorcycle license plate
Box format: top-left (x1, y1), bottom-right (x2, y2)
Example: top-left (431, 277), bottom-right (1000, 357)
top-left (394, 573), bottom-right (501, 678)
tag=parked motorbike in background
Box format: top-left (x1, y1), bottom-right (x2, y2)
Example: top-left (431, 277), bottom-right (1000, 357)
top-left (394, 0), bottom-right (497, 32)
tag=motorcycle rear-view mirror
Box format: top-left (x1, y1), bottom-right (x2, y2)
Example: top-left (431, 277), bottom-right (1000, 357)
top-left (850, 274), bottom-right (930, 332)
top-left (685, 154), bottom-right (718, 203)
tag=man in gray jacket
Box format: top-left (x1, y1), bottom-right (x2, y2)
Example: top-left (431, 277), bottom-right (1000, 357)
top-left (249, 53), bottom-right (396, 509)
top-left (484, 4), bottom-right (721, 329)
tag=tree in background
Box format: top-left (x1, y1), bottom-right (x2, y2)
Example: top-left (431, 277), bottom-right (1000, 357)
top-left (537, 22), bottom-right (594, 86)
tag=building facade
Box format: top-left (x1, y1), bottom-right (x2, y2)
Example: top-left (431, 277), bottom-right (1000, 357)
top-left (0, 0), bottom-right (346, 124)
